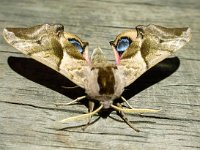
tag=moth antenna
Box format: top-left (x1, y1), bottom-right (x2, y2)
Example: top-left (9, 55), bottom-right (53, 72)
top-left (111, 104), bottom-right (160, 114)
top-left (55, 96), bottom-right (86, 106)
top-left (59, 117), bottom-right (101, 131)
top-left (121, 96), bottom-right (133, 109)
top-left (60, 104), bottom-right (103, 123)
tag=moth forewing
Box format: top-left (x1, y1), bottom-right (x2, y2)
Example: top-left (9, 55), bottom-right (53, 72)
top-left (117, 51), bottom-right (147, 87)
top-left (3, 24), bottom-right (91, 89)
top-left (112, 25), bottom-right (192, 87)
top-left (139, 25), bottom-right (191, 68)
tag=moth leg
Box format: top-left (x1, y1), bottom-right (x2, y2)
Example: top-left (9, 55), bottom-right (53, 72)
top-left (61, 85), bottom-right (80, 89)
top-left (116, 103), bottom-right (140, 132)
top-left (82, 100), bottom-right (95, 130)
top-left (55, 96), bottom-right (86, 106)
top-left (87, 100), bottom-right (95, 122)
top-left (121, 96), bottom-right (133, 109)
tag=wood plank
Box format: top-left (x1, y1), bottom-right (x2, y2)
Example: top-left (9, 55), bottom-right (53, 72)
top-left (0, 0), bottom-right (199, 149)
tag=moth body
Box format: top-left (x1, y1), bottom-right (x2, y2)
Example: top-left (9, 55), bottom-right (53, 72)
top-left (85, 64), bottom-right (125, 109)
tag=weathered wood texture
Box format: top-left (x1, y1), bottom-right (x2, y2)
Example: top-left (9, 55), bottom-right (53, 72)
top-left (0, 0), bottom-right (199, 150)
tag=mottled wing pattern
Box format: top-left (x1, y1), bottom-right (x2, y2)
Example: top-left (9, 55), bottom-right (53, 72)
top-left (111, 24), bottom-right (191, 87)
top-left (3, 24), bottom-right (192, 89)
top-left (3, 24), bottom-right (90, 88)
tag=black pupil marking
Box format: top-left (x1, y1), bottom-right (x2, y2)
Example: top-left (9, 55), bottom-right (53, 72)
top-left (68, 39), bottom-right (83, 53)
top-left (116, 38), bottom-right (131, 54)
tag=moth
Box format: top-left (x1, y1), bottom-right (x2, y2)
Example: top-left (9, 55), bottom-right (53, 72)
top-left (3, 24), bottom-right (191, 131)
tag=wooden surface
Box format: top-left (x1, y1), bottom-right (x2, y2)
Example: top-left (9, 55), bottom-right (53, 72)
top-left (0, 0), bottom-right (199, 149)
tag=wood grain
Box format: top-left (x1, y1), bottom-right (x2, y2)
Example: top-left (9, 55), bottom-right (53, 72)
top-left (0, 0), bottom-right (199, 150)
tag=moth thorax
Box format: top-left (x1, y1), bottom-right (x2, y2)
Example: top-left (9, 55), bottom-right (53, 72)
top-left (95, 67), bottom-right (115, 109)
top-left (97, 67), bottom-right (115, 95)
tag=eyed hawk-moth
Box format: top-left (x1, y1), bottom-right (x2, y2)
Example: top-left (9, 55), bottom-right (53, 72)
top-left (3, 24), bottom-right (191, 131)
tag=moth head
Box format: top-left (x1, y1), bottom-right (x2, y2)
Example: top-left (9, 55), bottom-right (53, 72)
top-left (109, 29), bottom-right (139, 64)
top-left (62, 32), bottom-right (90, 63)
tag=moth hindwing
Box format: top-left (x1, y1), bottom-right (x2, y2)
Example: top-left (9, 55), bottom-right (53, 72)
top-left (3, 24), bottom-right (191, 131)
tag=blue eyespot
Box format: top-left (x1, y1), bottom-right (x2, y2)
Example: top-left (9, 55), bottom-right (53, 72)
top-left (68, 39), bottom-right (83, 53)
top-left (116, 38), bottom-right (131, 53)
